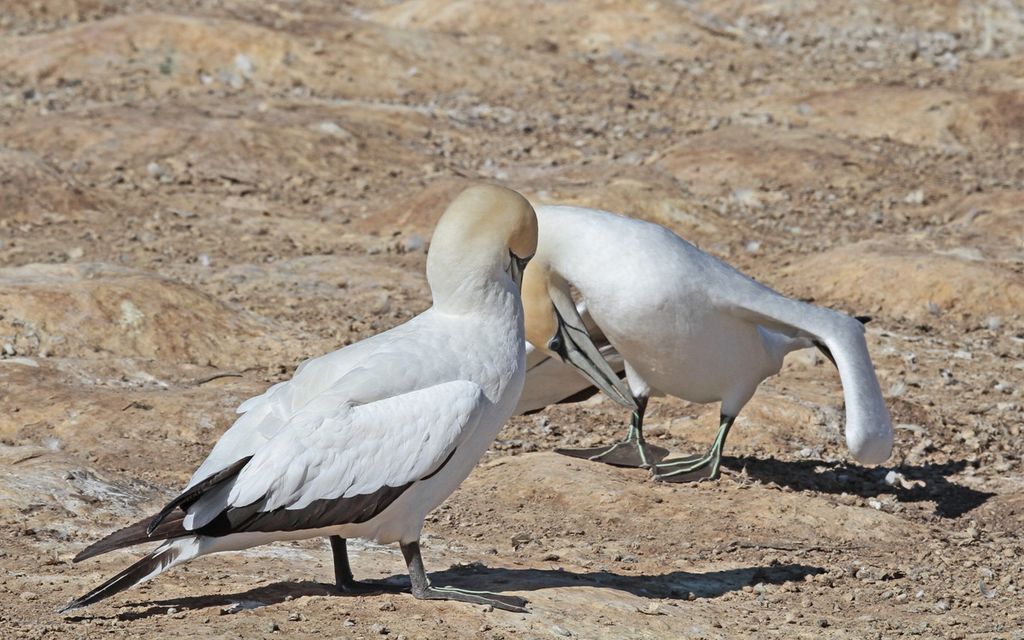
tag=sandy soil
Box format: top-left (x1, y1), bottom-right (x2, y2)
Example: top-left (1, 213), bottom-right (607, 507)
top-left (1, 1), bottom-right (1023, 638)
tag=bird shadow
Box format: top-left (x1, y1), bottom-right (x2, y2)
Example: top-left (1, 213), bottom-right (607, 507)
top-left (423, 561), bottom-right (823, 600)
top-left (68, 562), bottom-right (822, 621)
top-left (721, 455), bottom-right (994, 518)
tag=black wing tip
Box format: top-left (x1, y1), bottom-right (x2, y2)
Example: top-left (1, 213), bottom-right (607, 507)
top-left (72, 549), bottom-right (93, 564)
top-left (145, 514), bottom-right (166, 537)
top-left (73, 510), bottom-right (191, 562)
top-left (146, 455), bottom-right (252, 536)
top-left (73, 536), bottom-right (117, 563)
top-left (855, 315), bottom-right (872, 325)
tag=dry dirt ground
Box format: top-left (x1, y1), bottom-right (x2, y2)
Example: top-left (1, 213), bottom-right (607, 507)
top-left (1, 1), bottom-right (1023, 638)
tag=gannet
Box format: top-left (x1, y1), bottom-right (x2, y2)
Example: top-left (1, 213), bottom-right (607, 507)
top-left (517, 205), bottom-right (893, 482)
top-left (62, 185), bottom-right (557, 613)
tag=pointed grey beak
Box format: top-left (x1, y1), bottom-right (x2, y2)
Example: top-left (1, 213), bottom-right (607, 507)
top-left (510, 252), bottom-right (530, 290)
top-left (547, 287), bottom-right (637, 410)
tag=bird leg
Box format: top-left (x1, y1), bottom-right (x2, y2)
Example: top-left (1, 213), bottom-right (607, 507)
top-left (554, 394), bottom-right (669, 468)
top-left (652, 414), bottom-right (736, 483)
top-left (330, 536), bottom-right (387, 594)
top-left (400, 540), bottom-right (528, 613)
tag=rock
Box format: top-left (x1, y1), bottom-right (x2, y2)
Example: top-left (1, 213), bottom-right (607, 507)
top-left (756, 86), bottom-right (1024, 150)
top-left (658, 126), bottom-right (877, 197)
top-left (0, 262), bottom-right (275, 366)
top-left (0, 149), bottom-right (106, 218)
top-left (781, 240), bottom-right (1024, 322)
top-left (0, 14), bottom-right (315, 91)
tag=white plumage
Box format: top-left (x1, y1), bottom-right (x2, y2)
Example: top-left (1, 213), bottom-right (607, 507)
top-left (518, 204), bottom-right (893, 481)
top-left (64, 185), bottom-right (539, 613)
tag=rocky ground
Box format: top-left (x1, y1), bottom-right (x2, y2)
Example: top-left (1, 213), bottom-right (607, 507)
top-left (1, 1), bottom-right (1023, 638)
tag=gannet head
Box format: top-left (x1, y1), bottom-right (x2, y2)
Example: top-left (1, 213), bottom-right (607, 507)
top-left (520, 244), bottom-right (638, 410)
top-left (427, 185), bottom-right (538, 311)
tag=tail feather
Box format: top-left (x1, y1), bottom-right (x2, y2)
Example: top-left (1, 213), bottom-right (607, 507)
top-left (74, 510), bottom-right (188, 563)
top-left (60, 539), bottom-right (197, 613)
top-left (720, 275), bottom-right (894, 465)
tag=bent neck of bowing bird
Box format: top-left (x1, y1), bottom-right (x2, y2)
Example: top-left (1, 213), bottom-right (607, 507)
top-left (425, 185), bottom-right (537, 315)
top-left (724, 280), bottom-right (895, 465)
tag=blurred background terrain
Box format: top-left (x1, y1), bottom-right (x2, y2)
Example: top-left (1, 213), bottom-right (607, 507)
top-left (1, 1), bottom-right (1022, 637)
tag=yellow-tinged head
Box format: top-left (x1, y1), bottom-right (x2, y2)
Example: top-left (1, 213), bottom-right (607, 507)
top-left (521, 258), bottom-right (558, 351)
top-left (426, 185), bottom-right (538, 311)
top-left (518, 227), bottom-right (639, 409)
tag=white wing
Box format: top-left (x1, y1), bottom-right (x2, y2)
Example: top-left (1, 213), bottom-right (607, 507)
top-left (188, 316), bottom-right (446, 488)
top-left (185, 379), bottom-right (486, 531)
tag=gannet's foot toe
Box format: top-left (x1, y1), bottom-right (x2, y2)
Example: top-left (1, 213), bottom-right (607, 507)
top-left (651, 455), bottom-right (721, 483)
top-left (554, 441), bottom-right (669, 468)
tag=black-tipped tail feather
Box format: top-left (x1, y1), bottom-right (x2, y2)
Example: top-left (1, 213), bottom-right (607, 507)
top-left (61, 543), bottom-right (183, 613)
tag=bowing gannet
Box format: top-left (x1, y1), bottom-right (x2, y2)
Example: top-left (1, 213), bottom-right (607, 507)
top-left (62, 185), bottom-right (564, 613)
top-left (517, 205), bottom-right (893, 482)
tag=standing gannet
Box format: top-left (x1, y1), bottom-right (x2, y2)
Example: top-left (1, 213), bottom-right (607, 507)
top-left (62, 185), bottom-right (560, 613)
top-left (517, 205), bottom-right (893, 482)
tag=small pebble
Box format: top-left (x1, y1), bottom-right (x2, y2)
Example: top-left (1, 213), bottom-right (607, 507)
top-left (234, 53), bottom-right (254, 77)
top-left (317, 121), bottom-right (350, 137)
top-left (551, 624), bottom-right (572, 637)
top-left (904, 189), bottom-right (925, 205)
top-left (402, 234), bottom-right (425, 253)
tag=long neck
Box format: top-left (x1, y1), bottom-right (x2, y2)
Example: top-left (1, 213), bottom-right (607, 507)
top-left (428, 251), bottom-right (514, 315)
top-left (725, 278), bottom-right (893, 465)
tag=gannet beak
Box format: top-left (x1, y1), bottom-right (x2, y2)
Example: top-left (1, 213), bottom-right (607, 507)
top-left (509, 252), bottom-right (531, 291)
top-left (547, 288), bottom-right (637, 410)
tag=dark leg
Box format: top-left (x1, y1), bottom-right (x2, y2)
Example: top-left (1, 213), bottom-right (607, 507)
top-left (652, 414), bottom-right (736, 483)
top-left (400, 540), bottom-right (528, 613)
top-left (554, 394), bottom-right (669, 468)
top-left (330, 536), bottom-right (385, 594)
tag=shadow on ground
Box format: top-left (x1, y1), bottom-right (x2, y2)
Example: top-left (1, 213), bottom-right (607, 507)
top-left (66, 562), bottom-right (822, 621)
top-left (723, 456), bottom-right (994, 518)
